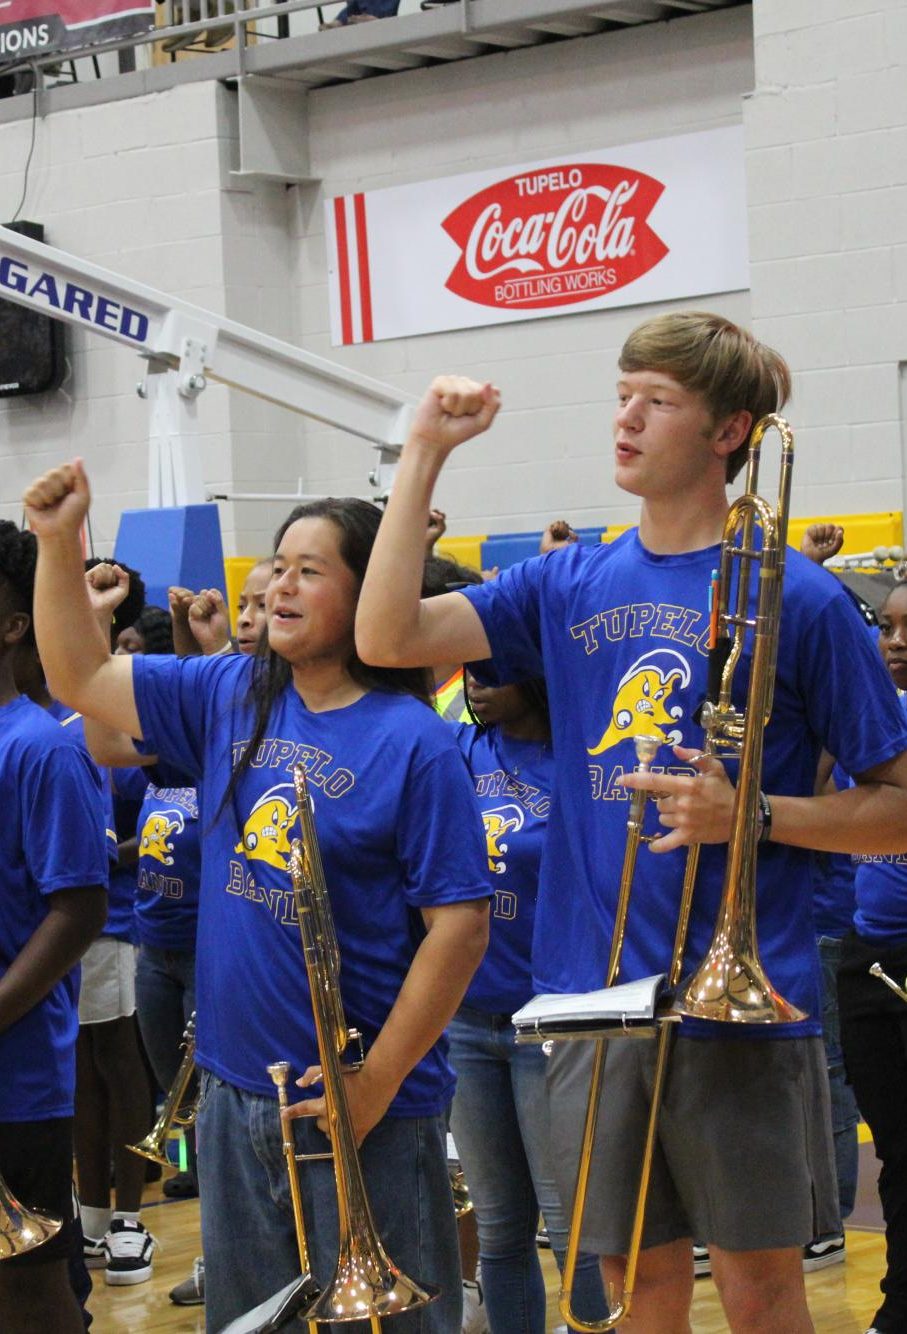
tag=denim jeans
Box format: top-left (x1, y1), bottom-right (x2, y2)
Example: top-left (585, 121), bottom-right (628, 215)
top-left (196, 1071), bottom-right (461, 1334)
top-left (818, 935), bottom-right (859, 1221)
top-left (448, 1006), bottom-right (606, 1334)
top-left (336, 0), bottom-right (400, 19)
top-left (134, 943), bottom-right (197, 1183)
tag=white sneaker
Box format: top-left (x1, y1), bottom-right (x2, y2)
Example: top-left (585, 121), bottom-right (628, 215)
top-left (462, 1278), bottom-right (489, 1334)
top-left (103, 1217), bottom-right (158, 1286)
top-left (692, 1243), bottom-right (711, 1278)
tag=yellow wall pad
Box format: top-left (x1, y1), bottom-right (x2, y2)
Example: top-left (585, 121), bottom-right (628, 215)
top-left (224, 557), bottom-right (259, 634)
top-left (436, 535), bottom-right (487, 575)
top-left (787, 513), bottom-right (903, 558)
top-left (858, 1122), bottom-right (874, 1146)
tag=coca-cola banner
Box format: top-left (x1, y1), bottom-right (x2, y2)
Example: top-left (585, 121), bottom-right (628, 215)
top-left (0, 0), bottom-right (155, 67)
top-left (326, 126), bottom-right (748, 346)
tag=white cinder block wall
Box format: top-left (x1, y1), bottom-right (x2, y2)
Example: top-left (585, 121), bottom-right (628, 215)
top-left (2, 2), bottom-right (904, 554)
top-left (294, 5), bottom-right (756, 537)
top-left (745, 0), bottom-right (907, 525)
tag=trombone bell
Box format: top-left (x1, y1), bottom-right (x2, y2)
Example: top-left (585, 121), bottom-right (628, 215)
top-left (674, 941), bottom-right (806, 1023)
top-left (303, 1265), bottom-right (438, 1323)
top-left (0, 1173), bottom-right (62, 1261)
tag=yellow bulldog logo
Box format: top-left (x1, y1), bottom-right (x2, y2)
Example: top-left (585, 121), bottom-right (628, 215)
top-left (140, 810), bottom-right (186, 866)
top-left (235, 785), bottom-right (298, 870)
top-left (483, 804), bottom-right (524, 875)
top-left (588, 651), bottom-right (690, 756)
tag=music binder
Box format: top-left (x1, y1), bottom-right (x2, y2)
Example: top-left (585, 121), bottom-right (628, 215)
top-left (512, 974), bottom-right (677, 1042)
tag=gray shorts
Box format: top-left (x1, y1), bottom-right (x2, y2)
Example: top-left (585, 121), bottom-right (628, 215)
top-left (78, 937), bottom-right (136, 1025)
top-left (547, 1032), bottom-right (840, 1255)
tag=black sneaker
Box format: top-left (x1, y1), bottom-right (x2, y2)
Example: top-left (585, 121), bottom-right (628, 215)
top-left (82, 1234), bottom-right (107, 1270)
top-left (103, 1218), bottom-right (157, 1286)
top-left (693, 1244), bottom-right (711, 1278)
top-left (803, 1235), bottom-right (845, 1271)
top-left (162, 1170), bottom-right (198, 1199)
top-left (170, 1256), bottom-right (205, 1306)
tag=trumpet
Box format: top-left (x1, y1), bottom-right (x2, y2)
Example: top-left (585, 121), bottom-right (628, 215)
top-left (127, 1013), bottom-right (197, 1169)
top-left (542, 415), bottom-right (800, 1331)
top-left (0, 1172), bottom-right (61, 1261)
top-left (273, 763), bottom-right (438, 1330)
top-left (870, 961), bottom-right (907, 1003)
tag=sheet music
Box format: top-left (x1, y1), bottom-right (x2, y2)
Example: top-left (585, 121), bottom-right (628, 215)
top-left (512, 974), bottom-right (668, 1029)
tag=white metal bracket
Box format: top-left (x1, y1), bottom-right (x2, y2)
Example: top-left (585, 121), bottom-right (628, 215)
top-left (177, 337), bottom-right (209, 400)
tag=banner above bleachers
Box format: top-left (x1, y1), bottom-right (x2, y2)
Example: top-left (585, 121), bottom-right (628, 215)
top-left (326, 125), bottom-right (749, 347)
top-left (0, 0), bottom-right (154, 66)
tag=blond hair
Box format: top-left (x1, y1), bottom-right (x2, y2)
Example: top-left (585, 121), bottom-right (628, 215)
top-left (619, 312), bottom-right (791, 482)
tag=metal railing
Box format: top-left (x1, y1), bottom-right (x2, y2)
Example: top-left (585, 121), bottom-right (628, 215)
top-left (0, 0), bottom-right (469, 96)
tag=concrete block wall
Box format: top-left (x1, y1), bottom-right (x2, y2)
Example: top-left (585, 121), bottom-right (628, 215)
top-left (5, 2), bottom-right (904, 558)
top-left (294, 5), bottom-right (756, 537)
top-left (0, 7), bottom-right (755, 556)
top-left (0, 79), bottom-right (304, 558)
top-left (746, 0), bottom-right (907, 526)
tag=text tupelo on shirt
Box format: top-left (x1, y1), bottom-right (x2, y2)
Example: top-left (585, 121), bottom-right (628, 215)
top-left (0, 257), bottom-right (150, 343)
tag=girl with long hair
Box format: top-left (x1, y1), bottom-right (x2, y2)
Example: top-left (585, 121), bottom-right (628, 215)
top-left (24, 462), bottom-right (490, 1334)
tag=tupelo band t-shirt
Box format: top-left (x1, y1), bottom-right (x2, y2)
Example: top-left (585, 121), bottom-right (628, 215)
top-left (463, 531), bottom-right (907, 1040)
top-left (132, 654), bottom-right (489, 1112)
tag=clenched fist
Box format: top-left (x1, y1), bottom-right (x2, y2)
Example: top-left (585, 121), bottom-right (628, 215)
top-left (23, 460), bottom-right (91, 540)
top-left (408, 376), bottom-right (501, 457)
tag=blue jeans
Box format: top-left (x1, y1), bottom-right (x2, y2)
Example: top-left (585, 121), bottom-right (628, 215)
top-left (134, 943), bottom-right (197, 1183)
top-left (818, 935), bottom-right (859, 1221)
top-left (335, 0), bottom-right (399, 19)
top-left (448, 1006), bottom-right (606, 1334)
top-left (196, 1071), bottom-right (461, 1333)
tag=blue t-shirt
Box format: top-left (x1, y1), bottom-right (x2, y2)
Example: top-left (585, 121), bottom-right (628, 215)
top-left (47, 703), bottom-right (118, 866)
top-left (0, 696), bottom-right (110, 1120)
top-left (134, 784), bottom-right (201, 953)
top-left (463, 533), bottom-right (907, 1040)
top-left (853, 694), bottom-right (907, 944)
top-left (132, 654), bottom-right (489, 1112)
top-left (49, 706), bottom-right (138, 943)
top-left (453, 724), bottom-right (551, 1014)
top-left (811, 764), bottom-right (857, 938)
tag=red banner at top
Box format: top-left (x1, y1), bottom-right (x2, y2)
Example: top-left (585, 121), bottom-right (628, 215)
top-left (0, 0), bottom-right (154, 66)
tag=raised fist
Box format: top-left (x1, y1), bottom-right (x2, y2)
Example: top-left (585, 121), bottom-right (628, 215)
top-left (23, 460), bottom-right (91, 540)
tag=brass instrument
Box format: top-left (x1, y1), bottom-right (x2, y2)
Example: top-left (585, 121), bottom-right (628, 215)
top-left (128, 1013), bottom-right (197, 1169)
top-left (546, 414), bottom-right (800, 1331)
top-left (870, 961), bottom-right (907, 1003)
top-left (0, 1172), bottom-right (61, 1261)
top-left (275, 763), bottom-right (438, 1330)
top-left (449, 1166), bottom-right (473, 1220)
top-left (674, 413), bottom-right (802, 1023)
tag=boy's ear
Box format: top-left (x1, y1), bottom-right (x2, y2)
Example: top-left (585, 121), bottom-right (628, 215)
top-left (1, 610), bottom-right (31, 648)
top-left (714, 409), bottom-right (752, 457)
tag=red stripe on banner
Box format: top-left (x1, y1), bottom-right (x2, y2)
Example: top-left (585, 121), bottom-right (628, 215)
top-left (353, 193), bottom-right (374, 343)
top-left (334, 196), bottom-right (353, 345)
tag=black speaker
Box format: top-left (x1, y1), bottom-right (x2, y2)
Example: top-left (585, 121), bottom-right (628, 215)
top-left (0, 220), bottom-right (66, 398)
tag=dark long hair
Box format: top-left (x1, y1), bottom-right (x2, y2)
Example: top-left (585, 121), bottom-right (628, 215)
top-left (225, 498), bottom-right (432, 806)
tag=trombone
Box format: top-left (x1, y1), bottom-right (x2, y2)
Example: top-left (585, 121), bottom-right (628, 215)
top-left (546, 415), bottom-right (801, 1331)
top-left (271, 763), bottom-right (438, 1330)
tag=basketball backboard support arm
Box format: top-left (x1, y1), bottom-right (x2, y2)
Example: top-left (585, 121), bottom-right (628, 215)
top-left (0, 226), bottom-right (414, 506)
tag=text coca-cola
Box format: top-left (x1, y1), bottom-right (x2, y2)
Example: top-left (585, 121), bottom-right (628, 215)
top-left (443, 163), bottom-right (668, 311)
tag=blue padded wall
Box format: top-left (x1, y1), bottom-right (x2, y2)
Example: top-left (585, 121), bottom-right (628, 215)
top-left (480, 526), bottom-right (605, 572)
top-left (114, 505), bottom-right (226, 611)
